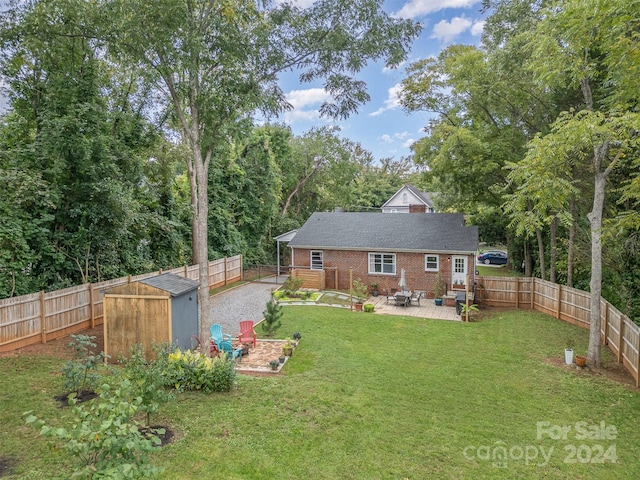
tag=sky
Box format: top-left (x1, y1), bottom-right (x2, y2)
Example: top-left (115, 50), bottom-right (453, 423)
top-left (275, 0), bottom-right (487, 161)
top-left (0, 1), bottom-right (487, 162)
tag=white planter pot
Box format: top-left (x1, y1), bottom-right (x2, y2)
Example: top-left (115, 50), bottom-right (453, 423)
top-left (564, 349), bottom-right (574, 365)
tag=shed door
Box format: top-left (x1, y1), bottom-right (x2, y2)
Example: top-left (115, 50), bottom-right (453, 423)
top-left (452, 256), bottom-right (467, 286)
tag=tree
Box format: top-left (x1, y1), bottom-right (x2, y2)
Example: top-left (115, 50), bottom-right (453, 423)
top-left (521, 0), bottom-right (640, 367)
top-left (99, 0), bottom-right (421, 345)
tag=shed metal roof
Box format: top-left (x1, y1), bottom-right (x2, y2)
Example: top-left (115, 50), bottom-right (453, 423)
top-left (140, 273), bottom-right (199, 297)
top-left (288, 212), bottom-right (478, 253)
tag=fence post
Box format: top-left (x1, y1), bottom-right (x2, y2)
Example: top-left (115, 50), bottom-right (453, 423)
top-left (602, 302), bottom-right (609, 346)
top-left (89, 283), bottom-right (95, 329)
top-left (530, 278), bottom-right (535, 310)
top-left (555, 284), bottom-right (562, 320)
top-left (40, 291), bottom-right (46, 344)
top-left (617, 317), bottom-right (625, 364)
top-left (224, 257), bottom-right (228, 285)
top-left (514, 278), bottom-right (519, 309)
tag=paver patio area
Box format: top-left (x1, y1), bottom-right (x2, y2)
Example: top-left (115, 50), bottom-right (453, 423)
top-left (367, 295), bottom-right (461, 321)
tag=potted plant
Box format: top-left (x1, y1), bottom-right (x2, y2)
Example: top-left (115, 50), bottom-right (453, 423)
top-left (370, 282), bottom-right (379, 297)
top-left (269, 360), bottom-right (280, 371)
top-left (433, 273), bottom-right (445, 306)
top-left (282, 340), bottom-right (294, 357)
top-left (292, 332), bottom-right (302, 341)
top-left (453, 279), bottom-right (465, 290)
top-left (352, 278), bottom-right (369, 311)
top-left (460, 303), bottom-right (479, 321)
top-left (279, 355), bottom-right (286, 364)
top-left (565, 337), bottom-right (575, 365)
top-left (575, 354), bottom-right (587, 367)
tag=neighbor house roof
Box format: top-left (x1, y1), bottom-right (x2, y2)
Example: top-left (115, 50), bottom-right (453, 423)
top-left (140, 273), bottom-right (199, 297)
top-left (381, 184), bottom-right (435, 209)
top-left (288, 212), bottom-right (478, 253)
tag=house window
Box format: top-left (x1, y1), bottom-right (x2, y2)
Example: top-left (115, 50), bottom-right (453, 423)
top-left (310, 251), bottom-right (323, 270)
top-left (368, 253), bottom-right (396, 275)
top-left (402, 193), bottom-right (408, 204)
top-left (425, 254), bottom-right (439, 272)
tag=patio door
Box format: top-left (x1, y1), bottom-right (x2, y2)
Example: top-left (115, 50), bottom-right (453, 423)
top-left (452, 256), bottom-right (467, 286)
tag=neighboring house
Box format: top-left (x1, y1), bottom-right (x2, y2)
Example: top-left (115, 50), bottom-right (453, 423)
top-left (381, 184), bottom-right (436, 213)
top-left (287, 211), bottom-right (478, 296)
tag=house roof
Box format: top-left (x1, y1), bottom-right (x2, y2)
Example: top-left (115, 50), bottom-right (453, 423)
top-left (381, 184), bottom-right (434, 209)
top-left (140, 273), bottom-right (199, 297)
top-left (288, 212), bottom-right (478, 253)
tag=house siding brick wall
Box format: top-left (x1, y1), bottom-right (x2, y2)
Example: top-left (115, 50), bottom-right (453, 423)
top-left (292, 248), bottom-right (475, 297)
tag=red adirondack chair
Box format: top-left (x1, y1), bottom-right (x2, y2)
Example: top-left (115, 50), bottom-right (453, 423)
top-left (238, 320), bottom-right (257, 348)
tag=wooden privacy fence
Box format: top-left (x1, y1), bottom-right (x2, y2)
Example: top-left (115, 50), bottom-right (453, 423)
top-left (478, 276), bottom-right (640, 387)
top-left (0, 255), bottom-right (242, 353)
top-left (290, 268), bottom-right (326, 290)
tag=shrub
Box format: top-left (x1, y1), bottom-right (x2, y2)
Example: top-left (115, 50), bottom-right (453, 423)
top-left (363, 303), bottom-right (375, 313)
top-left (261, 298), bottom-right (283, 336)
top-left (115, 343), bottom-right (175, 427)
top-left (352, 278), bottom-right (369, 300)
top-left (163, 348), bottom-right (236, 393)
top-left (26, 379), bottom-right (163, 479)
top-left (282, 276), bottom-right (305, 296)
top-left (61, 334), bottom-right (108, 396)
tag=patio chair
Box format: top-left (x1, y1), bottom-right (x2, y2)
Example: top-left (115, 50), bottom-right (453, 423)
top-left (219, 339), bottom-right (243, 360)
top-left (394, 293), bottom-right (409, 307)
top-left (210, 324), bottom-right (232, 350)
top-left (383, 289), bottom-right (394, 305)
top-left (238, 320), bottom-right (257, 348)
top-left (411, 291), bottom-right (424, 306)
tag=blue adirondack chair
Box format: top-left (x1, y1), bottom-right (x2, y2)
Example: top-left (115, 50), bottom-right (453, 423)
top-left (219, 339), bottom-right (243, 360)
top-left (210, 324), bottom-right (232, 350)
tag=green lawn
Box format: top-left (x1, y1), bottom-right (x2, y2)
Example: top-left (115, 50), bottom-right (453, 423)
top-left (2, 308), bottom-right (640, 479)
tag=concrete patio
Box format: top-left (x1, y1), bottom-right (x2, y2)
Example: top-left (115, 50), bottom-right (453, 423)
top-left (366, 294), bottom-right (461, 321)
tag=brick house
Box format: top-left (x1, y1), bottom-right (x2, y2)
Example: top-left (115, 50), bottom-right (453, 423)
top-left (286, 212), bottom-right (478, 297)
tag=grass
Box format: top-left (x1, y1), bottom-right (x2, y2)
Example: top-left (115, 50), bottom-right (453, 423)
top-left (2, 308), bottom-right (640, 479)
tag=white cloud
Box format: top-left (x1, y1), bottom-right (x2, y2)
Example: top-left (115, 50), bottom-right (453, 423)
top-left (282, 87), bottom-right (332, 123)
top-left (393, 0), bottom-right (480, 19)
top-left (431, 16), bottom-right (472, 43)
top-left (471, 20), bottom-right (486, 36)
top-left (403, 138), bottom-right (416, 149)
top-left (369, 83), bottom-right (402, 117)
top-left (395, 131), bottom-right (410, 140)
top-left (380, 134), bottom-right (393, 143)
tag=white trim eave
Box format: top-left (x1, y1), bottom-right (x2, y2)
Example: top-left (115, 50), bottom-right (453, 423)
top-left (290, 245), bottom-right (476, 255)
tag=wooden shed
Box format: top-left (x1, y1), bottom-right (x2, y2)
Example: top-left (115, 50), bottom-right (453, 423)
top-left (103, 273), bottom-right (199, 361)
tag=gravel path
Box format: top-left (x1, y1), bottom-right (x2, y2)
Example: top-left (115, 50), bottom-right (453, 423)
top-left (207, 282), bottom-right (280, 336)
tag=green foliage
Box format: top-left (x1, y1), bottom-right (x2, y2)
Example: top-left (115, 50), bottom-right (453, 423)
top-left (261, 299), bottom-right (283, 337)
top-left (163, 348), bottom-right (236, 393)
top-left (25, 379), bottom-right (163, 479)
top-left (351, 278), bottom-right (369, 300)
top-left (363, 303), bottom-right (375, 313)
top-left (115, 344), bottom-right (175, 427)
top-left (61, 335), bottom-right (107, 396)
top-left (282, 276), bottom-right (305, 296)
top-left (433, 272), bottom-right (446, 299)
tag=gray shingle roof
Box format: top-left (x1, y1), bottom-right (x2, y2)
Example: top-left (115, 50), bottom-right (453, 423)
top-left (140, 273), bottom-right (199, 297)
top-left (288, 212), bottom-right (478, 253)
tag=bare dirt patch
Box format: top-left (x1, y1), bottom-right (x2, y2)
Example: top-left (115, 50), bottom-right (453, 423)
top-left (545, 356), bottom-right (637, 388)
top-left (0, 326), bottom-right (105, 360)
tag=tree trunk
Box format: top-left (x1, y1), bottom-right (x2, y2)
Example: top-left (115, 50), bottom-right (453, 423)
top-left (524, 242), bottom-right (532, 277)
top-left (536, 227), bottom-right (546, 280)
top-left (194, 156), bottom-right (211, 350)
top-left (567, 196), bottom-right (576, 288)
top-left (587, 168), bottom-right (607, 367)
top-left (550, 215), bottom-right (557, 284)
